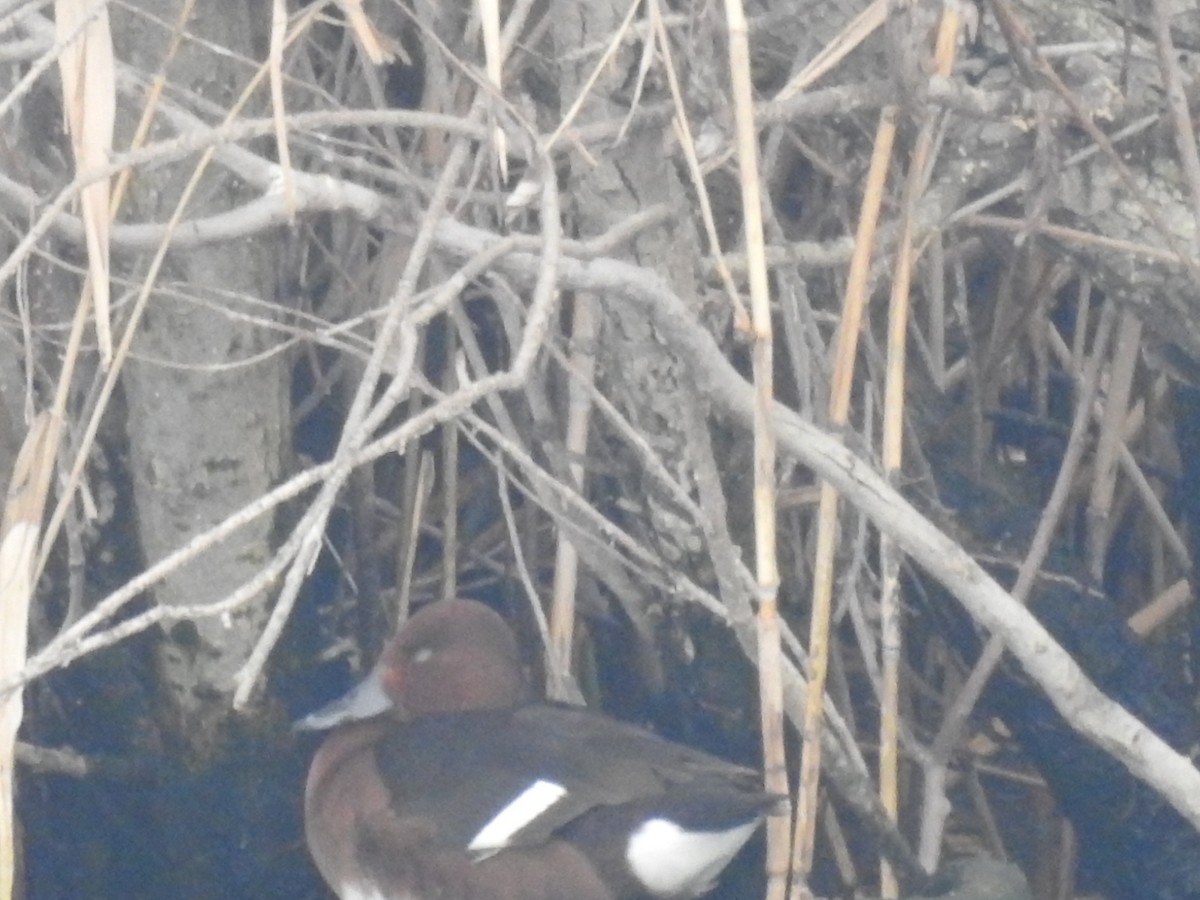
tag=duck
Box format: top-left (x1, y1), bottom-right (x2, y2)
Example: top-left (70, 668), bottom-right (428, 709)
top-left (298, 598), bottom-right (779, 900)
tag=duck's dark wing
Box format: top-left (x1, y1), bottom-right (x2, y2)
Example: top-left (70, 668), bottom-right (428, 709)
top-left (372, 705), bottom-right (774, 853)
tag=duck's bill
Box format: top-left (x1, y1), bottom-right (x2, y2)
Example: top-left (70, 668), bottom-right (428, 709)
top-left (294, 669), bottom-right (394, 731)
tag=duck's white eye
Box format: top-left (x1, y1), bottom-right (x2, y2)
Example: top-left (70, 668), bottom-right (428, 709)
top-left (410, 646), bottom-right (434, 663)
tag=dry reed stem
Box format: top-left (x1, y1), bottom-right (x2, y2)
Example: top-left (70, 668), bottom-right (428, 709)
top-left (442, 328), bottom-right (461, 603)
top-left (269, 0), bottom-right (296, 220)
top-left (878, 104), bottom-right (930, 897)
top-left (478, 0), bottom-right (508, 182)
top-left (721, 1), bottom-right (787, 898)
top-left (791, 107), bottom-right (895, 896)
top-left (335, 0), bottom-right (396, 65)
top-left (1085, 310), bottom-right (1142, 581)
top-left (396, 452), bottom-right (433, 626)
top-left (0, 413), bottom-right (56, 900)
top-left (548, 295), bottom-right (598, 697)
top-left (55, 0), bottom-right (115, 367)
top-left (774, 0), bottom-right (888, 102)
top-left (927, 232), bottom-right (946, 385)
top-left (878, 10), bottom-right (961, 889)
top-left (651, 0), bottom-right (749, 331)
top-left (1127, 578), bottom-right (1191, 636)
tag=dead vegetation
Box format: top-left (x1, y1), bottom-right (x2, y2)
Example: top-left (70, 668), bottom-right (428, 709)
top-left (2, 0), bottom-right (1200, 897)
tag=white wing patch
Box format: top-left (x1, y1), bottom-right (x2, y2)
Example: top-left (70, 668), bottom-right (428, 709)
top-left (337, 882), bottom-right (396, 900)
top-left (467, 779), bottom-right (568, 852)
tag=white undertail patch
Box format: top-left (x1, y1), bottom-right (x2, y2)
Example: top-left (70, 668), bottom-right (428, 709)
top-left (625, 817), bottom-right (758, 896)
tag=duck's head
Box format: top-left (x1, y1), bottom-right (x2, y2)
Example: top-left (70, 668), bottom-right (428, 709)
top-left (297, 600), bottom-right (529, 729)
